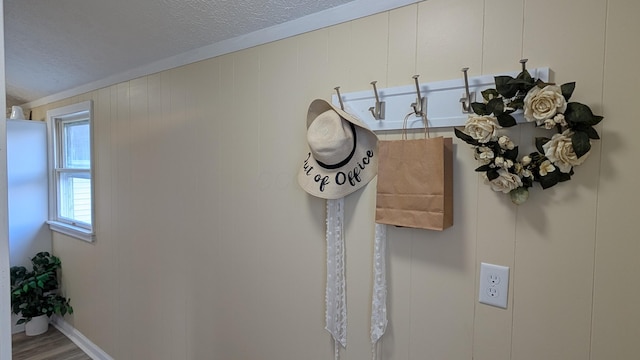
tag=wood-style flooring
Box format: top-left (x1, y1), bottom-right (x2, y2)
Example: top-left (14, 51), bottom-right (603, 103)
top-left (12, 326), bottom-right (90, 360)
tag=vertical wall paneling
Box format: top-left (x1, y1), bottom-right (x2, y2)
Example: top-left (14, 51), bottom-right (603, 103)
top-left (592, 0), bottom-right (640, 358)
top-left (34, 1), bottom-right (640, 359)
top-left (387, 4), bottom-right (418, 88)
top-left (187, 57), bottom-right (223, 359)
top-left (512, 1), bottom-right (606, 360)
top-left (383, 6), bottom-right (418, 360)
top-left (472, 1), bottom-right (525, 360)
top-left (416, 0), bottom-right (484, 81)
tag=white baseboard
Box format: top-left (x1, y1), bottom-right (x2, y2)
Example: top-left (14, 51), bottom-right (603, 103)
top-left (51, 317), bottom-right (113, 360)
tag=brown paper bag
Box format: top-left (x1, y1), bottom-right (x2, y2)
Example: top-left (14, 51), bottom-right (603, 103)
top-left (375, 136), bottom-right (453, 231)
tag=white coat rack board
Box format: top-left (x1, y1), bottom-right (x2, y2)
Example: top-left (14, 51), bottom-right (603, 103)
top-left (332, 67), bottom-right (550, 132)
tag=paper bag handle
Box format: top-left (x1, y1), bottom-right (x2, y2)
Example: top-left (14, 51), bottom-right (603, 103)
top-left (401, 111), bottom-right (430, 140)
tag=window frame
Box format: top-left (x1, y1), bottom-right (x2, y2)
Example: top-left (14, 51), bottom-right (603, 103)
top-left (46, 101), bottom-right (95, 242)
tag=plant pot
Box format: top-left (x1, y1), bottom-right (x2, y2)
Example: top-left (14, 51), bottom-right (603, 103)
top-left (25, 314), bottom-right (49, 336)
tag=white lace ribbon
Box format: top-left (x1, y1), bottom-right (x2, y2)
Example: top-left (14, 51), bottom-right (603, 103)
top-left (370, 223), bottom-right (388, 359)
top-left (326, 198), bottom-right (347, 356)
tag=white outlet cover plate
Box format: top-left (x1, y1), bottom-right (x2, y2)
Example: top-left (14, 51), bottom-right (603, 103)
top-left (479, 262), bottom-right (509, 309)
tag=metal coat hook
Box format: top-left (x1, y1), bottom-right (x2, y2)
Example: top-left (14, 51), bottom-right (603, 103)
top-left (459, 67), bottom-right (475, 113)
top-left (368, 81), bottom-right (385, 120)
top-left (334, 86), bottom-right (345, 110)
top-left (411, 75), bottom-right (427, 116)
top-left (520, 58), bottom-right (528, 72)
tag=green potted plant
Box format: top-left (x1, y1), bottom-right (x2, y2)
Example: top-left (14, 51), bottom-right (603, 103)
top-left (10, 251), bottom-right (74, 336)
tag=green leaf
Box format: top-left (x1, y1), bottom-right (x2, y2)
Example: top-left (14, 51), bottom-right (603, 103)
top-left (486, 98), bottom-right (504, 114)
top-left (481, 89), bottom-right (500, 102)
top-left (487, 169), bottom-right (500, 181)
top-left (535, 79), bottom-right (552, 88)
top-left (561, 82), bottom-right (576, 101)
top-left (517, 69), bottom-right (533, 82)
top-left (508, 78), bottom-right (534, 86)
top-left (571, 131), bottom-right (591, 158)
top-left (507, 98), bottom-right (524, 110)
top-left (471, 102), bottom-right (488, 115)
top-left (454, 128), bottom-right (479, 146)
top-left (539, 170), bottom-right (560, 189)
top-left (587, 115), bottom-right (604, 126)
top-left (565, 102), bottom-right (594, 124)
top-left (475, 164), bottom-right (492, 172)
top-left (582, 126), bottom-right (600, 139)
top-left (536, 137), bottom-right (551, 154)
top-left (495, 76), bottom-right (518, 98)
top-left (559, 171), bottom-right (572, 182)
top-left (497, 113), bottom-right (517, 127)
top-left (503, 146), bottom-right (519, 160)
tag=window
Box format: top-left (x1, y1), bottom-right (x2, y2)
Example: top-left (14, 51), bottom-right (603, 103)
top-left (47, 101), bottom-right (95, 242)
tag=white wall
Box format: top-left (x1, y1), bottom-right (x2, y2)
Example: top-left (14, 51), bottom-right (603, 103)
top-left (0, 0), bottom-right (13, 357)
top-left (30, 0), bottom-right (640, 359)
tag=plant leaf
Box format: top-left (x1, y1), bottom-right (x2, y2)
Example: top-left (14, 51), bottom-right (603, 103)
top-left (571, 131), bottom-right (591, 158)
top-left (486, 98), bottom-right (504, 114)
top-left (561, 82), bottom-right (576, 101)
top-left (582, 126), bottom-right (600, 139)
top-left (495, 76), bottom-right (518, 98)
top-left (481, 89), bottom-right (499, 102)
top-left (587, 115), bottom-right (604, 126)
top-left (565, 102), bottom-right (594, 124)
top-left (475, 164), bottom-right (492, 172)
top-left (454, 128), bottom-right (479, 146)
top-left (535, 79), bottom-right (552, 88)
top-left (486, 169), bottom-right (500, 181)
top-left (507, 98), bottom-right (524, 110)
top-left (497, 113), bottom-right (517, 127)
top-left (535, 137), bottom-right (551, 154)
top-left (517, 69), bottom-right (533, 82)
top-left (471, 102), bottom-right (488, 115)
top-left (539, 170), bottom-right (560, 189)
top-left (503, 146), bottom-right (519, 160)
top-left (559, 171), bottom-right (572, 182)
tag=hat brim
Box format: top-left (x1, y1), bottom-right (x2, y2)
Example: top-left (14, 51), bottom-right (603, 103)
top-left (298, 99), bottom-right (378, 199)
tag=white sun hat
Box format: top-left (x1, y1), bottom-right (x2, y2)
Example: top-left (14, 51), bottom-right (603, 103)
top-left (298, 99), bottom-right (379, 199)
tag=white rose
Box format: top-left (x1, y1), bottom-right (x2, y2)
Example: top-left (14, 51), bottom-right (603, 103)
top-left (504, 159), bottom-right (514, 169)
top-left (464, 115), bottom-right (500, 143)
top-left (494, 156), bottom-right (505, 168)
top-left (498, 135), bottom-right (515, 150)
top-left (542, 130), bottom-right (590, 173)
top-left (484, 169), bottom-right (523, 194)
top-left (521, 155), bottom-right (532, 166)
top-left (523, 85), bottom-right (567, 123)
top-left (475, 146), bottom-right (494, 164)
top-left (543, 118), bottom-right (556, 129)
top-left (554, 113), bottom-right (567, 127)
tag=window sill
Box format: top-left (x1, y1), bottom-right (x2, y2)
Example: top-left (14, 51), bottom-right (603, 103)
top-left (47, 221), bottom-right (95, 242)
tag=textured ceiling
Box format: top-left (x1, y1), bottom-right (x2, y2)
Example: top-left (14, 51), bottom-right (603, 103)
top-left (4, 0), bottom-right (357, 106)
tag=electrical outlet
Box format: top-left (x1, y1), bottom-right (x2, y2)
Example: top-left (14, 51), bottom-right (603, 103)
top-left (479, 262), bottom-right (509, 309)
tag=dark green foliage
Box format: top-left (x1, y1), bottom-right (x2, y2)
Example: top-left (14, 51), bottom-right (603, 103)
top-left (10, 252), bottom-right (73, 324)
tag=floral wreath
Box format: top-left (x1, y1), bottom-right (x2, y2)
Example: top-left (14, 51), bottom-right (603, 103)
top-left (454, 65), bottom-right (603, 204)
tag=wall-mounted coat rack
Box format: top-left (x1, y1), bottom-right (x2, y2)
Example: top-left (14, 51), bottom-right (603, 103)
top-left (332, 67), bottom-right (550, 132)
